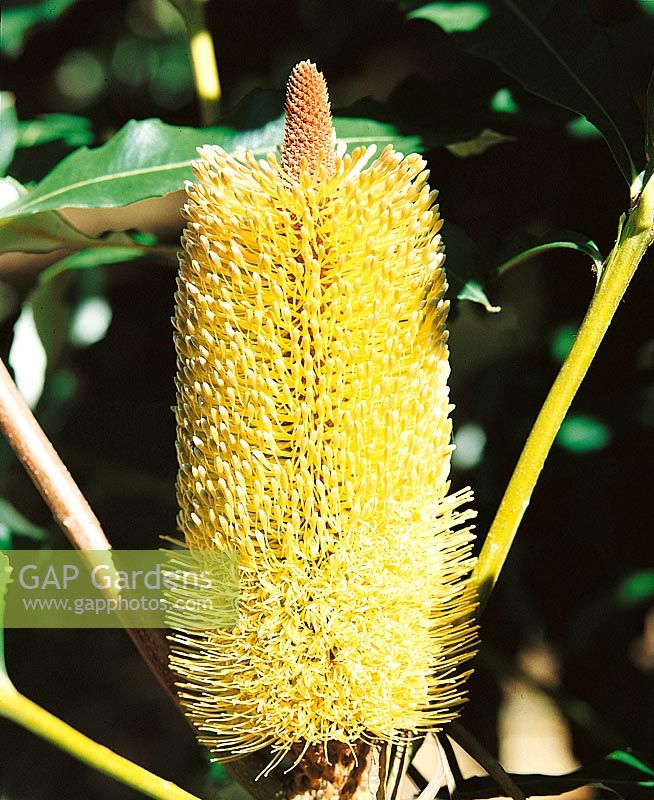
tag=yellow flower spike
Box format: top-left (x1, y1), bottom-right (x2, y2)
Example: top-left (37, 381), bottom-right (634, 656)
top-left (171, 60), bottom-right (478, 770)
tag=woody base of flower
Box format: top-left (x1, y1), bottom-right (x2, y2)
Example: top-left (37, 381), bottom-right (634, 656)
top-left (289, 740), bottom-right (372, 800)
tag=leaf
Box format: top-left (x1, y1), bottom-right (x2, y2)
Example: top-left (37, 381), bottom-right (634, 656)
top-left (0, 0), bottom-right (79, 57)
top-left (408, 1), bottom-right (491, 31)
top-left (0, 116), bottom-right (440, 222)
top-left (0, 206), bottom-right (131, 256)
top-left (0, 94), bottom-right (19, 176)
top-left (437, 750), bottom-right (654, 799)
top-left (16, 114), bottom-right (93, 150)
top-left (643, 67), bottom-right (654, 190)
top-left (446, 128), bottom-right (515, 157)
top-left (0, 498), bottom-right (48, 548)
top-left (441, 222), bottom-right (500, 312)
top-left (405, 0), bottom-right (645, 184)
top-left (38, 246), bottom-right (165, 284)
top-left (495, 230), bottom-right (604, 280)
top-left (457, 280), bottom-right (501, 312)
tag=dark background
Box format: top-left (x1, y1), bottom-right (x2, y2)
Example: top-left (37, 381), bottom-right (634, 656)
top-left (1, 0), bottom-right (653, 797)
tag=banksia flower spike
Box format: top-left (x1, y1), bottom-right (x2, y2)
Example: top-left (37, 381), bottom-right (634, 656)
top-left (172, 61), bottom-right (478, 770)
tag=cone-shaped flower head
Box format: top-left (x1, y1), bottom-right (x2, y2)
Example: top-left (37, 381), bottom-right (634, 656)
top-left (172, 61), bottom-right (477, 767)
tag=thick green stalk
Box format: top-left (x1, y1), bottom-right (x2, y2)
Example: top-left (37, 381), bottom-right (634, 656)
top-left (0, 683), bottom-right (202, 800)
top-left (473, 177), bottom-right (654, 612)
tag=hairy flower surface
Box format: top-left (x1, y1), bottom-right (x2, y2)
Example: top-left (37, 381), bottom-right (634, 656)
top-left (171, 61), bottom-right (477, 767)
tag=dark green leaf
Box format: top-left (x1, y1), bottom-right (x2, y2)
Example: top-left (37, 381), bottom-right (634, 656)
top-left (32, 275), bottom-right (73, 377)
top-left (0, 94), bottom-right (19, 176)
top-left (0, 116), bottom-right (439, 221)
top-left (404, 0), bottom-right (645, 184)
top-left (434, 750), bottom-right (654, 799)
top-left (0, 0), bottom-right (79, 57)
top-left (38, 245), bottom-right (178, 284)
top-left (643, 67), bottom-right (654, 189)
top-left (441, 221), bottom-right (500, 312)
top-left (0, 498), bottom-right (48, 546)
top-left (495, 230), bottom-right (604, 280)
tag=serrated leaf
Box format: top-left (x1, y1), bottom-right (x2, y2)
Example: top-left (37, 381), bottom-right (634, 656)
top-left (0, 116), bottom-right (438, 222)
top-left (0, 94), bottom-right (19, 176)
top-left (404, 0), bottom-right (645, 184)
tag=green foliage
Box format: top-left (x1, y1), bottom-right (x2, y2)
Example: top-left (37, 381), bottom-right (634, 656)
top-left (0, 94), bottom-right (19, 176)
top-left (408, 1), bottom-right (490, 31)
top-left (2, 0), bottom-right (654, 796)
top-left (16, 114), bottom-right (93, 149)
top-left (436, 750), bottom-right (654, 799)
top-left (0, 116), bottom-right (443, 222)
top-left (0, 200), bottom-right (131, 256)
top-left (0, 498), bottom-right (48, 550)
top-left (0, 0), bottom-right (79, 57)
top-left (403, 0), bottom-right (646, 184)
top-left (495, 231), bottom-right (604, 280)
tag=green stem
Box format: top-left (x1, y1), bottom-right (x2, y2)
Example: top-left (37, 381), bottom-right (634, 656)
top-left (170, 0), bottom-right (222, 125)
top-left (473, 178), bottom-right (654, 613)
top-left (0, 683), bottom-right (202, 800)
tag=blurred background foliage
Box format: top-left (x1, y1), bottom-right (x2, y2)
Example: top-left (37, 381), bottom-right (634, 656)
top-left (1, 0), bottom-right (654, 798)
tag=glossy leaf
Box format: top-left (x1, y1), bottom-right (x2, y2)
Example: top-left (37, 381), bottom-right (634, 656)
top-left (0, 116), bottom-right (440, 221)
top-left (405, 0), bottom-right (645, 184)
